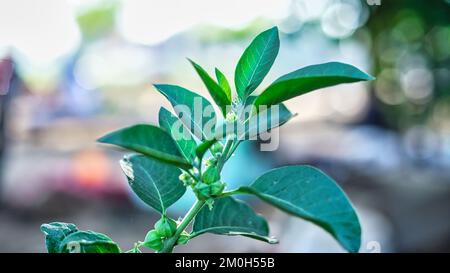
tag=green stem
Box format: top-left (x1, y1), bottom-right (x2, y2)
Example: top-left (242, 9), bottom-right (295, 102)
top-left (218, 188), bottom-right (244, 198)
top-left (225, 140), bottom-right (241, 161)
top-left (159, 200), bottom-right (205, 253)
top-left (217, 138), bottom-right (233, 172)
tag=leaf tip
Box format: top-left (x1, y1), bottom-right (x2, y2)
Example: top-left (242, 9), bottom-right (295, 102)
top-left (96, 131), bottom-right (114, 144)
top-left (186, 57), bottom-right (197, 67)
top-left (268, 237), bottom-right (279, 244)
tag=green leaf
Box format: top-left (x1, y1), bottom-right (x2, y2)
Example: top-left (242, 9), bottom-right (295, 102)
top-left (215, 68), bottom-right (232, 102)
top-left (191, 197), bottom-right (277, 244)
top-left (158, 107), bottom-right (197, 162)
top-left (59, 231), bottom-right (121, 253)
top-left (255, 62), bottom-right (375, 107)
top-left (154, 84), bottom-right (217, 140)
top-left (235, 26), bottom-right (280, 100)
top-left (239, 165), bottom-right (361, 252)
top-left (40, 222), bottom-right (78, 253)
top-left (98, 124), bottom-right (191, 169)
top-left (215, 102), bottom-right (294, 140)
top-left (245, 103), bottom-right (294, 139)
top-left (189, 59), bottom-right (231, 115)
top-left (120, 154), bottom-right (186, 214)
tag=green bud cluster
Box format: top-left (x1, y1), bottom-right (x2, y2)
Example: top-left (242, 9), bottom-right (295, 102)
top-left (193, 165), bottom-right (226, 201)
top-left (154, 216), bottom-right (177, 238)
top-left (143, 216), bottom-right (178, 252)
top-left (194, 181), bottom-right (225, 200)
top-left (143, 230), bottom-right (163, 251)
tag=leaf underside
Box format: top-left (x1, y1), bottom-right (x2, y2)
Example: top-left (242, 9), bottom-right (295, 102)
top-left (120, 154), bottom-right (186, 214)
top-left (192, 197), bottom-right (277, 244)
top-left (239, 165), bottom-right (361, 252)
top-left (40, 222), bottom-right (120, 253)
top-left (59, 230), bottom-right (121, 253)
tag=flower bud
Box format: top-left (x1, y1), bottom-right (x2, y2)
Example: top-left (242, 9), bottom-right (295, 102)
top-left (178, 172), bottom-right (190, 181)
top-left (143, 230), bottom-right (163, 251)
top-left (194, 182), bottom-right (211, 200)
top-left (154, 217), bottom-right (177, 238)
top-left (202, 166), bottom-right (220, 184)
top-left (204, 157), bottom-right (217, 167)
top-left (210, 181), bottom-right (225, 196)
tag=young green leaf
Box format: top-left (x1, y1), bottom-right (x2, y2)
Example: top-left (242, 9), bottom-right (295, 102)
top-left (189, 59), bottom-right (231, 115)
top-left (235, 26), bottom-right (280, 100)
top-left (120, 154), bottom-right (186, 214)
top-left (158, 107), bottom-right (197, 162)
top-left (97, 124), bottom-right (191, 169)
top-left (154, 84), bottom-right (217, 140)
top-left (59, 231), bottom-right (121, 253)
top-left (191, 197), bottom-right (277, 244)
top-left (215, 68), bottom-right (232, 102)
top-left (239, 165), bottom-right (361, 253)
top-left (40, 222), bottom-right (78, 253)
top-left (255, 62), bottom-right (375, 107)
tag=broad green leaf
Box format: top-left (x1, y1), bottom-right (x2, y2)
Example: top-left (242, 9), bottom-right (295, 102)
top-left (255, 62), bottom-right (375, 107)
top-left (239, 165), bottom-right (361, 252)
top-left (154, 84), bottom-right (217, 140)
top-left (235, 27), bottom-right (280, 100)
top-left (59, 231), bottom-right (121, 253)
top-left (215, 103), bottom-right (294, 140)
top-left (98, 124), bottom-right (191, 169)
top-left (189, 59), bottom-right (231, 115)
top-left (120, 154), bottom-right (186, 214)
top-left (191, 197), bottom-right (277, 244)
top-left (215, 68), bottom-right (232, 101)
top-left (40, 222), bottom-right (78, 253)
top-left (158, 107), bottom-right (197, 162)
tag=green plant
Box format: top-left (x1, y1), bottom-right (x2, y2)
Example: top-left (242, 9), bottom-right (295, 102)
top-left (41, 26), bottom-right (374, 253)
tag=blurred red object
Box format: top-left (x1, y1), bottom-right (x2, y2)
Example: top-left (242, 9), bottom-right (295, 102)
top-left (72, 149), bottom-right (111, 189)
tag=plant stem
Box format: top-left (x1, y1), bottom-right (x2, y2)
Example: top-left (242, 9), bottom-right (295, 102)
top-left (159, 200), bottom-right (205, 253)
top-left (217, 138), bottom-right (233, 172)
top-left (218, 188), bottom-right (244, 198)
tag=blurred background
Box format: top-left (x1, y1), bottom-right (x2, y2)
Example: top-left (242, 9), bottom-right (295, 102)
top-left (0, 0), bottom-right (449, 253)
